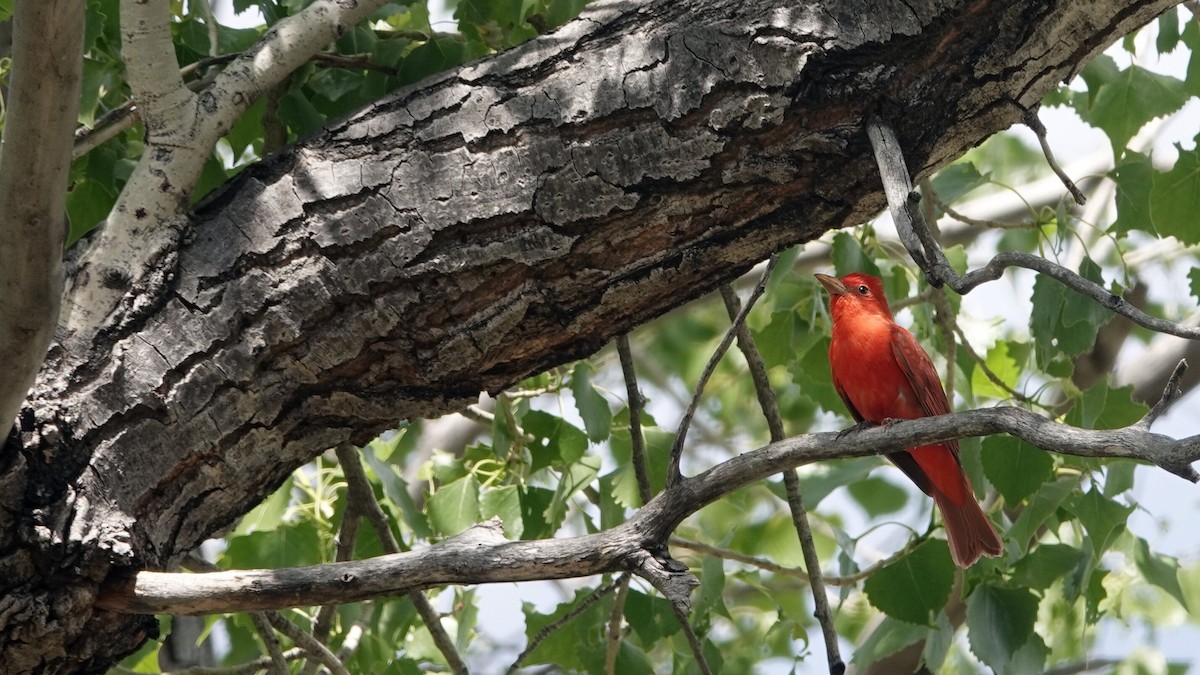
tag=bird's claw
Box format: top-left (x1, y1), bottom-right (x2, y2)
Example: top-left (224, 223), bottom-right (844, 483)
top-left (837, 419), bottom-right (878, 440)
top-left (881, 417), bottom-right (905, 426)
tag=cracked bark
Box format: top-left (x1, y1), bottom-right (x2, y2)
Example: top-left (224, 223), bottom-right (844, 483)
top-left (0, 0), bottom-right (1182, 671)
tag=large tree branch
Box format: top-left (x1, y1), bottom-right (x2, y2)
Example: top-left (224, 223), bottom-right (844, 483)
top-left (0, 0), bottom-right (83, 436)
top-left (95, 393), bottom-right (1200, 615)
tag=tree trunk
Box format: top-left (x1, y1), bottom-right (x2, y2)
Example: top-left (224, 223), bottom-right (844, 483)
top-left (0, 0), bottom-right (1178, 670)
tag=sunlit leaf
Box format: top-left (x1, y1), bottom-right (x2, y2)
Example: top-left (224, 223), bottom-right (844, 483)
top-left (427, 475), bottom-right (482, 537)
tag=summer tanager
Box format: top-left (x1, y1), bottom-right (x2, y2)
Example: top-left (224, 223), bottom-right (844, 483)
top-left (815, 272), bottom-right (1002, 567)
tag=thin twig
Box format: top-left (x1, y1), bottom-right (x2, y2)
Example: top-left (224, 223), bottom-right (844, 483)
top-left (299, 479), bottom-right (361, 675)
top-left (1023, 107), bottom-right (1087, 206)
top-left (335, 444), bottom-right (468, 674)
top-left (669, 255), bottom-right (779, 486)
top-left (264, 613), bottom-right (351, 675)
top-left (604, 575), bottom-right (632, 675)
top-left (949, 321), bottom-right (1037, 406)
top-left (506, 579), bottom-right (621, 675)
top-left (719, 284), bottom-right (844, 675)
top-left (922, 181), bottom-right (1038, 230)
top-left (670, 602), bottom-right (714, 675)
top-left (670, 535), bottom-right (923, 587)
top-left (248, 612), bottom-right (288, 675)
top-left (1136, 359), bottom-right (1188, 431)
top-left (617, 335), bottom-right (653, 504)
top-left (867, 117), bottom-right (1200, 341)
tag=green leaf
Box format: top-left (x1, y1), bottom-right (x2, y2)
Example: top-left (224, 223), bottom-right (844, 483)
top-left (929, 162), bottom-right (989, 205)
top-left (863, 539), bottom-right (955, 625)
top-left (1029, 258), bottom-right (1110, 368)
top-left (1011, 544), bottom-right (1086, 591)
top-left (981, 435), bottom-right (1054, 504)
top-left (524, 410), bottom-right (588, 472)
top-left (966, 584), bottom-right (1040, 673)
top-left (851, 618), bottom-right (928, 669)
top-left (521, 588), bottom-right (610, 669)
top-left (1068, 486), bottom-right (1133, 556)
top-left (830, 231), bottom-right (882, 277)
top-left (1148, 141), bottom-right (1200, 244)
top-left (1066, 379), bottom-right (1147, 430)
top-left (544, 455), bottom-right (601, 530)
top-left (1009, 478), bottom-right (1076, 553)
top-left (224, 520), bottom-right (324, 568)
top-left (427, 475), bottom-right (481, 537)
top-left (1103, 460), bottom-right (1137, 496)
top-left (624, 590), bottom-right (680, 644)
top-left (789, 335), bottom-right (843, 413)
top-left (793, 457), bottom-right (882, 510)
top-left (751, 311), bottom-right (797, 368)
top-left (1112, 143), bottom-right (1200, 243)
top-left (570, 363), bottom-right (612, 443)
top-left (517, 485), bottom-right (555, 539)
top-left (479, 485), bottom-right (522, 539)
top-left (1133, 536), bottom-right (1189, 610)
top-left (847, 475), bottom-right (909, 517)
top-left (971, 340), bottom-right (1024, 400)
top-left (66, 177), bottom-right (117, 243)
top-left (1076, 62), bottom-right (1189, 159)
top-left (1111, 150), bottom-right (1156, 237)
top-left (362, 446), bottom-right (433, 540)
top-left (1189, 268), bottom-right (1200, 303)
top-left (922, 612), bottom-right (954, 673)
top-left (1157, 8), bottom-right (1181, 53)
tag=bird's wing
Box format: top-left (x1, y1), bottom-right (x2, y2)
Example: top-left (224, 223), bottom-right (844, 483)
top-left (890, 324), bottom-right (960, 458)
top-left (832, 373), bottom-right (865, 423)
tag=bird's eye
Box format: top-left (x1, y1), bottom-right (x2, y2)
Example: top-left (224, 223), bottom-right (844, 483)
top-left (857, 285), bottom-right (870, 295)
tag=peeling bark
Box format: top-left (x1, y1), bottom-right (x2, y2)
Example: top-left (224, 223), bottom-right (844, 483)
top-left (0, 0), bottom-right (1181, 670)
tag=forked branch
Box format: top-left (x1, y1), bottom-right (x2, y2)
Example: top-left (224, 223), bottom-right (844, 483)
top-left (866, 117), bottom-right (1200, 341)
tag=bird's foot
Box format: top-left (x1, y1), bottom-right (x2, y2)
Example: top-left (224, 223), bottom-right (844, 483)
top-left (837, 419), bottom-right (878, 440)
top-left (881, 417), bottom-right (907, 426)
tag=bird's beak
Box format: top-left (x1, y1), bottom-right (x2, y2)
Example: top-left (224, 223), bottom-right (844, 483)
top-left (814, 273), bottom-right (848, 296)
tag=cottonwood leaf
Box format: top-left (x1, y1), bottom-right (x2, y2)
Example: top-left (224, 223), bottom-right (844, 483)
top-left (1133, 536), bottom-right (1190, 611)
top-left (1068, 486), bottom-right (1133, 556)
top-left (863, 539), bottom-right (955, 625)
top-left (981, 435), bottom-right (1053, 504)
top-left (570, 363), bottom-right (612, 443)
top-left (427, 475), bottom-right (481, 537)
top-left (967, 584), bottom-right (1039, 674)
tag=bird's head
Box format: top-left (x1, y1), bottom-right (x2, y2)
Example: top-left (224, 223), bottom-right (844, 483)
top-left (814, 272), bottom-right (894, 320)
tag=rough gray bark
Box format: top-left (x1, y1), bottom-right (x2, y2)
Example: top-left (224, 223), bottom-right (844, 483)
top-left (0, 0), bottom-right (1182, 670)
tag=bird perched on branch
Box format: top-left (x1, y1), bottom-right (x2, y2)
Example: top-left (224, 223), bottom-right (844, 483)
top-left (815, 272), bottom-right (1002, 567)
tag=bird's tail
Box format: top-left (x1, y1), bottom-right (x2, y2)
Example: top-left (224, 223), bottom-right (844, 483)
top-left (933, 490), bottom-right (1003, 568)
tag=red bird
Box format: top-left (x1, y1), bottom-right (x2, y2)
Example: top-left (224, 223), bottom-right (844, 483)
top-left (816, 272), bottom-right (1002, 567)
